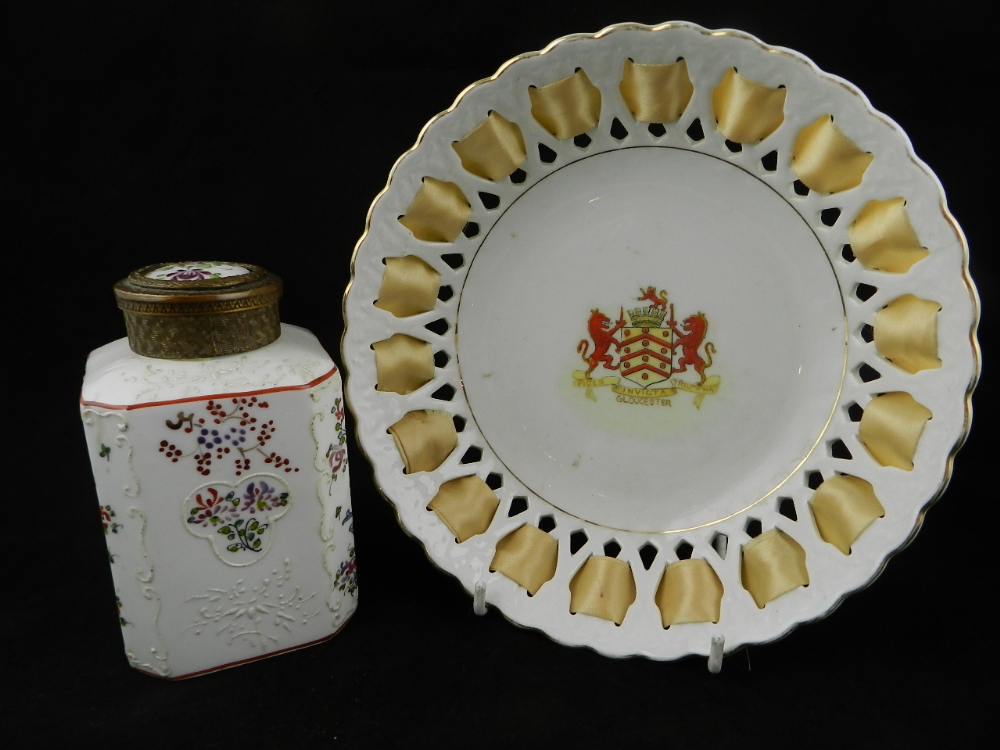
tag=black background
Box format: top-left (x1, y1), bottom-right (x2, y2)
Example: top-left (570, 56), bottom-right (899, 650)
top-left (8, 1), bottom-right (996, 746)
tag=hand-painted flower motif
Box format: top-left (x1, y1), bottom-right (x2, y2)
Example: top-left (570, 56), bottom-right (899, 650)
top-left (116, 594), bottom-right (128, 627)
top-left (100, 505), bottom-right (122, 534)
top-left (168, 268), bottom-right (216, 280)
top-left (324, 397), bottom-right (349, 492)
top-left (333, 547), bottom-right (358, 596)
top-left (183, 475), bottom-right (292, 566)
top-left (336, 504), bottom-right (354, 534)
top-left (145, 261), bottom-right (250, 281)
top-left (239, 480), bottom-right (289, 515)
top-left (186, 487), bottom-right (240, 527)
top-left (327, 445), bottom-right (346, 474)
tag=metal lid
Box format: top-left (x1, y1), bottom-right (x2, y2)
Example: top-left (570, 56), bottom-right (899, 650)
top-left (113, 262), bottom-right (283, 359)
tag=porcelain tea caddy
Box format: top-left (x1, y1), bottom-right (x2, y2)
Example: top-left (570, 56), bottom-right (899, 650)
top-left (81, 261), bottom-right (356, 679)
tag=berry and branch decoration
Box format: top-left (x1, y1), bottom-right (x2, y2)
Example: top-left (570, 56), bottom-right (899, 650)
top-left (160, 396), bottom-right (300, 477)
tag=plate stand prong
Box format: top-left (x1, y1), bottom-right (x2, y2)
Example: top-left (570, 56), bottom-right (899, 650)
top-left (473, 579), bottom-right (488, 616)
top-left (708, 634), bottom-right (725, 674)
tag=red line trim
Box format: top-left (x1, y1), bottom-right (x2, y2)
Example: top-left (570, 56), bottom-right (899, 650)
top-left (622, 350), bottom-right (672, 366)
top-left (80, 366), bottom-right (338, 411)
top-left (138, 607), bottom-right (357, 681)
top-left (621, 363), bottom-right (673, 377)
top-left (621, 336), bottom-right (671, 348)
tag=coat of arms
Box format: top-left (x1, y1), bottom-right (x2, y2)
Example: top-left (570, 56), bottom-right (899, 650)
top-left (573, 286), bottom-right (721, 408)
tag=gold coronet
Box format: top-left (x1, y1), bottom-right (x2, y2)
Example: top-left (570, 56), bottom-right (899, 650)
top-left (626, 306), bottom-right (667, 327)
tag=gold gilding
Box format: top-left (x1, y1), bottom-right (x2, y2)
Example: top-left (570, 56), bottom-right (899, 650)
top-left (398, 177), bottom-right (471, 242)
top-left (387, 410), bottom-right (457, 474)
top-left (569, 555), bottom-right (636, 625)
top-left (373, 334), bottom-right (435, 395)
top-left (529, 69), bottom-right (602, 139)
top-left (741, 529), bottom-right (809, 608)
top-left (810, 475), bottom-right (885, 555)
top-left (711, 68), bottom-right (786, 143)
top-left (848, 198), bottom-right (929, 273)
top-left (858, 391), bottom-right (932, 471)
top-left (792, 115), bottom-right (873, 193)
top-left (490, 525), bottom-right (558, 595)
top-left (619, 58), bottom-right (693, 124)
top-left (114, 263), bottom-right (282, 360)
top-left (427, 475), bottom-right (499, 543)
top-left (655, 558), bottom-right (724, 627)
top-left (452, 111), bottom-right (527, 181)
top-left (875, 294), bottom-right (942, 374)
top-left (374, 256), bottom-right (441, 318)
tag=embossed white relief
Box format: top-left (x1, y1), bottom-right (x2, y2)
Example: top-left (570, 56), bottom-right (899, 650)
top-left (182, 474), bottom-right (292, 566)
top-left (310, 380), bottom-right (356, 610)
top-left (84, 409), bottom-right (169, 675)
top-left (81, 408), bottom-right (140, 498)
top-left (128, 585), bottom-right (170, 677)
top-left (184, 559), bottom-right (320, 649)
top-left (125, 508), bottom-right (170, 677)
top-left (122, 355), bottom-right (326, 403)
top-left (81, 325), bottom-right (336, 407)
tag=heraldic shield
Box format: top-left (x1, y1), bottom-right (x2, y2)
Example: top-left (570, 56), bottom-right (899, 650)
top-left (619, 315), bottom-right (673, 387)
top-left (574, 286), bottom-right (720, 408)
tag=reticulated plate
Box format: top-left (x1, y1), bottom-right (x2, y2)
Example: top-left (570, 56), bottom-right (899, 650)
top-left (342, 22), bottom-right (979, 660)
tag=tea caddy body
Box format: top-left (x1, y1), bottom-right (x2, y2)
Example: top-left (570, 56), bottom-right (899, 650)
top-left (80, 262), bottom-right (356, 678)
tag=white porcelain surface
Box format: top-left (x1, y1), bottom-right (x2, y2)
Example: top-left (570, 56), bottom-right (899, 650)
top-left (84, 324), bottom-right (334, 406)
top-left (342, 22), bottom-right (978, 660)
top-left (460, 147), bottom-right (845, 532)
top-left (82, 324), bottom-right (357, 678)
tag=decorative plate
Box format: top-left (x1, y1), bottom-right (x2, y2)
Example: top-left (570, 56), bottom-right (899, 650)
top-left (342, 22), bottom-right (979, 660)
